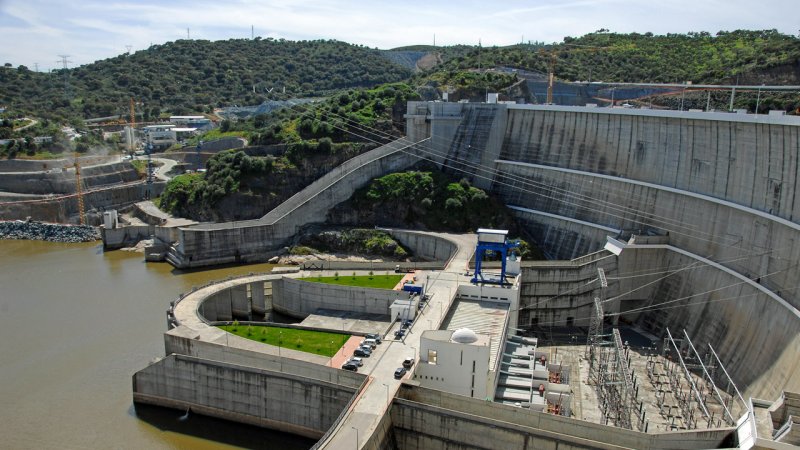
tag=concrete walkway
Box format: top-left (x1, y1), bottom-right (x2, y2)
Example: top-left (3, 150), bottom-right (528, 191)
top-left (316, 230), bottom-right (477, 449)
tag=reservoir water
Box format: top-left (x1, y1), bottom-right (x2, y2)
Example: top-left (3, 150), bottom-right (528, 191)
top-left (0, 239), bottom-right (315, 449)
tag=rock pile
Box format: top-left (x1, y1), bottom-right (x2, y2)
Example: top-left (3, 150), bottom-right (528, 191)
top-left (0, 220), bottom-right (99, 243)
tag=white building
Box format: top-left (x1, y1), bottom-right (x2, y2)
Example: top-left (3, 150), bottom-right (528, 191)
top-left (414, 328), bottom-right (492, 399)
top-left (169, 116), bottom-right (212, 130)
top-left (143, 124), bottom-right (198, 149)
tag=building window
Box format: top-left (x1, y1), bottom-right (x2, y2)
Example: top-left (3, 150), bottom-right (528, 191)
top-left (428, 350), bottom-right (438, 365)
top-left (460, 350), bottom-right (463, 365)
top-left (567, 317), bottom-right (574, 327)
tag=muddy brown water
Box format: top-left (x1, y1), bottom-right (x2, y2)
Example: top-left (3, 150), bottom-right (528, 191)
top-left (0, 240), bottom-right (314, 449)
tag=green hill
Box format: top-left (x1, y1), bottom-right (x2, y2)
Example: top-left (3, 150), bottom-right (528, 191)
top-left (0, 38), bottom-right (412, 122)
top-left (425, 30), bottom-right (800, 85)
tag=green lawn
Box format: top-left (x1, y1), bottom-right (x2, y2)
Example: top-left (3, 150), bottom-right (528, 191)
top-left (300, 274), bottom-right (404, 289)
top-left (218, 324), bottom-right (349, 357)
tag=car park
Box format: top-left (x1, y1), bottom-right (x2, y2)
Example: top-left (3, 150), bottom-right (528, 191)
top-left (341, 362), bottom-right (358, 371)
top-left (354, 348), bottom-right (371, 357)
top-left (402, 357), bottom-right (414, 369)
top-left (394, 367), bottom-right (407, 379)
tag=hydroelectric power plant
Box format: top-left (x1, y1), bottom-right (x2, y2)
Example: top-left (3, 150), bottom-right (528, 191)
top-left (129, 100), bottom-right (800, 449)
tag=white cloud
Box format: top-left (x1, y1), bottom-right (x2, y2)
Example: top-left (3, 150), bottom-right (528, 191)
top-left (0, 0), bottom-right (797, 67)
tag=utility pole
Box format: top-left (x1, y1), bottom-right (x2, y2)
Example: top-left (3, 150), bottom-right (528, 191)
top-left (187, 28), bottom-right (190, 39)
top-left (125, 45), bottom-right (132, 55)
top-left (56, 54), bottom-right (72, 98)
top-left (34, 63), bottom-right (39, 72)
top-left (251, 25), bottom-right (254, 39)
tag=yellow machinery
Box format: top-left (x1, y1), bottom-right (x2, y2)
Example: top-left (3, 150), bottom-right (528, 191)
top-left (74, 160), bottom-right (85, 225)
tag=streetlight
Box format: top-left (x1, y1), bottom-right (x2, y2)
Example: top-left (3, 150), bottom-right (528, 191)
top-left (351, 426), bottom-right (359, 449)
top-left (382, 383), bottom-right (390, 403)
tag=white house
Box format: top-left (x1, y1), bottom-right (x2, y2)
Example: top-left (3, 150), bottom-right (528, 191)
top-left (414, 328), bottom-right (492, 399)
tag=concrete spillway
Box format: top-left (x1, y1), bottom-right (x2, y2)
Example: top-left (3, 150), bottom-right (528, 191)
top-left (164, 137), bottom-right (427, 268)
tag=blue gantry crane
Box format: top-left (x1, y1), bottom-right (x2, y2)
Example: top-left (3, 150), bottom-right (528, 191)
top-left (471, 228), bottom-right (520, 285)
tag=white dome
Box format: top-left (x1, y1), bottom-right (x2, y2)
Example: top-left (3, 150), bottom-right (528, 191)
top-left (451, 328), bottom-right (478, 344)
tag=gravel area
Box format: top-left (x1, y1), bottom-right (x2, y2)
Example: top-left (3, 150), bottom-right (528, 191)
top-left (0, 220), bottom-right (100, 243)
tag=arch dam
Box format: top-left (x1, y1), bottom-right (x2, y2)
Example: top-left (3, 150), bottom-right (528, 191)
top-left (137, 101), bottom-right (800, 449)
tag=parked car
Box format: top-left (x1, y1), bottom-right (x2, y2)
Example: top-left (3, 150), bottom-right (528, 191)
top-left (402, 319), bottom-right (413, 329)
top-left (394, 367), bottom-right (407, 379)
top-left (402, 357), bottom-right (415, 369)
top-left (361, 338), bottom-right (377, 349)
top-left (365, 333), bottom-right (382, 344)
top-left (342, 362), bottom-right (358, 371)
top-left (348, 357), bottom-right (364, 367)
top-left (394, 329), bottom-right (405, 339)
top-left (354, 348), bottom-right (371, 357)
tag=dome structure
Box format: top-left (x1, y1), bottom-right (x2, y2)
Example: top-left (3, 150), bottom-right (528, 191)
top-left (451, 328), bottom-right (478, 344)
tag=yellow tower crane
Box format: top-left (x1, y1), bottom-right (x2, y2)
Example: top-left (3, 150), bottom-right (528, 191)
top-left (74, 160), bottom-right (85, 225)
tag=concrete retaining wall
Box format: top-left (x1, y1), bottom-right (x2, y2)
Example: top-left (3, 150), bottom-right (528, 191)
top-left (132, 354), bottom-right (356, 439)
top-left (197, 281), bottom-right (269, 321)
top-left (167, 138), bottom-right (427, 268)
top-left (163, 330), bottom-right (364, 389)
top-left (392, 384), bottom-right (735, 450)
top-left (0, 162), bottom-right (139, 195)
top-left (0, 155), bottom-right (118, 172)
top-left (271, 277), bottom-right (400, 318)
top-left (101, 224), bottom-right (152, 249)
top-left (384, 229), bottom-right (458, 264)
top-left (0, 181), bottom-right (164, 224)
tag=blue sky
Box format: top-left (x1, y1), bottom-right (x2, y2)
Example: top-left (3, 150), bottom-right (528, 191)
top-left (1, 0), bottom-right (797, 70)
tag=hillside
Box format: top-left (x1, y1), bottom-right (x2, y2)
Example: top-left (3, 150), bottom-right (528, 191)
top-left (0, 38), bottom-right (412, 122)
top-left (428, 30), bottom-right (800, 85)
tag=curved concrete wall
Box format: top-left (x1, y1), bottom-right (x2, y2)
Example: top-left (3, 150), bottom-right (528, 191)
top-left (272, 277), bottom-right (399, 319)
top-left (133, 354), bottom-right (355, 439)
top-left (408, 101), bottom-right (800, 400)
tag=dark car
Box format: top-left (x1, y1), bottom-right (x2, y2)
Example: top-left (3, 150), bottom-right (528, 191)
top-left (402, 319), bottom-right (413, 328)
top-left (365, 333), bottom-right (382, 344)
top-left (394, 367), bottom-right (407, 379)
top-left (402, 357), bottom-right (415, 369)
top-left (341, 362), bottom-right (358, 372)
top-left (394, 329), bottom-right (405, 339)
top-left (354, 348), bottom-right (371, 357)
top-left (348, 357), bottom-right (364, 367)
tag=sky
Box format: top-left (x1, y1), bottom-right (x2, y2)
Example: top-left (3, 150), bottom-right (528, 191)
top-left (1, 0), bottom-right (798, 70)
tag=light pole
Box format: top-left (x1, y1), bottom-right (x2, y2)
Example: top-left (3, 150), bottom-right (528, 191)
top-left (351, 426), bottom-right (359, 449)
top-left (278, 330), bottom-right (283, 372)
top-left (382, 383), bottom-right (389, 403)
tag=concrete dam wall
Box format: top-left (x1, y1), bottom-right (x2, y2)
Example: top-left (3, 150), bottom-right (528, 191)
top-left (132, 354), bottom-right (356, 439)
top-left (407, 101), bottom-right (800, 400)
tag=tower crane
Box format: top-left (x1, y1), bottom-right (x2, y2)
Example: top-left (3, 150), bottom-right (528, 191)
top-left (74, 159), bottom-right (85, 225)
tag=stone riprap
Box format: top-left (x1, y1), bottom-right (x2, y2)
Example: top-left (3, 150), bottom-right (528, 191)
top-left (0, 220), bottom-right (99, 242)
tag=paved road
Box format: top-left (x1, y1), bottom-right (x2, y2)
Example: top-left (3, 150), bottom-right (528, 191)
top-left (317, 230), bottom-right (477, 449)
